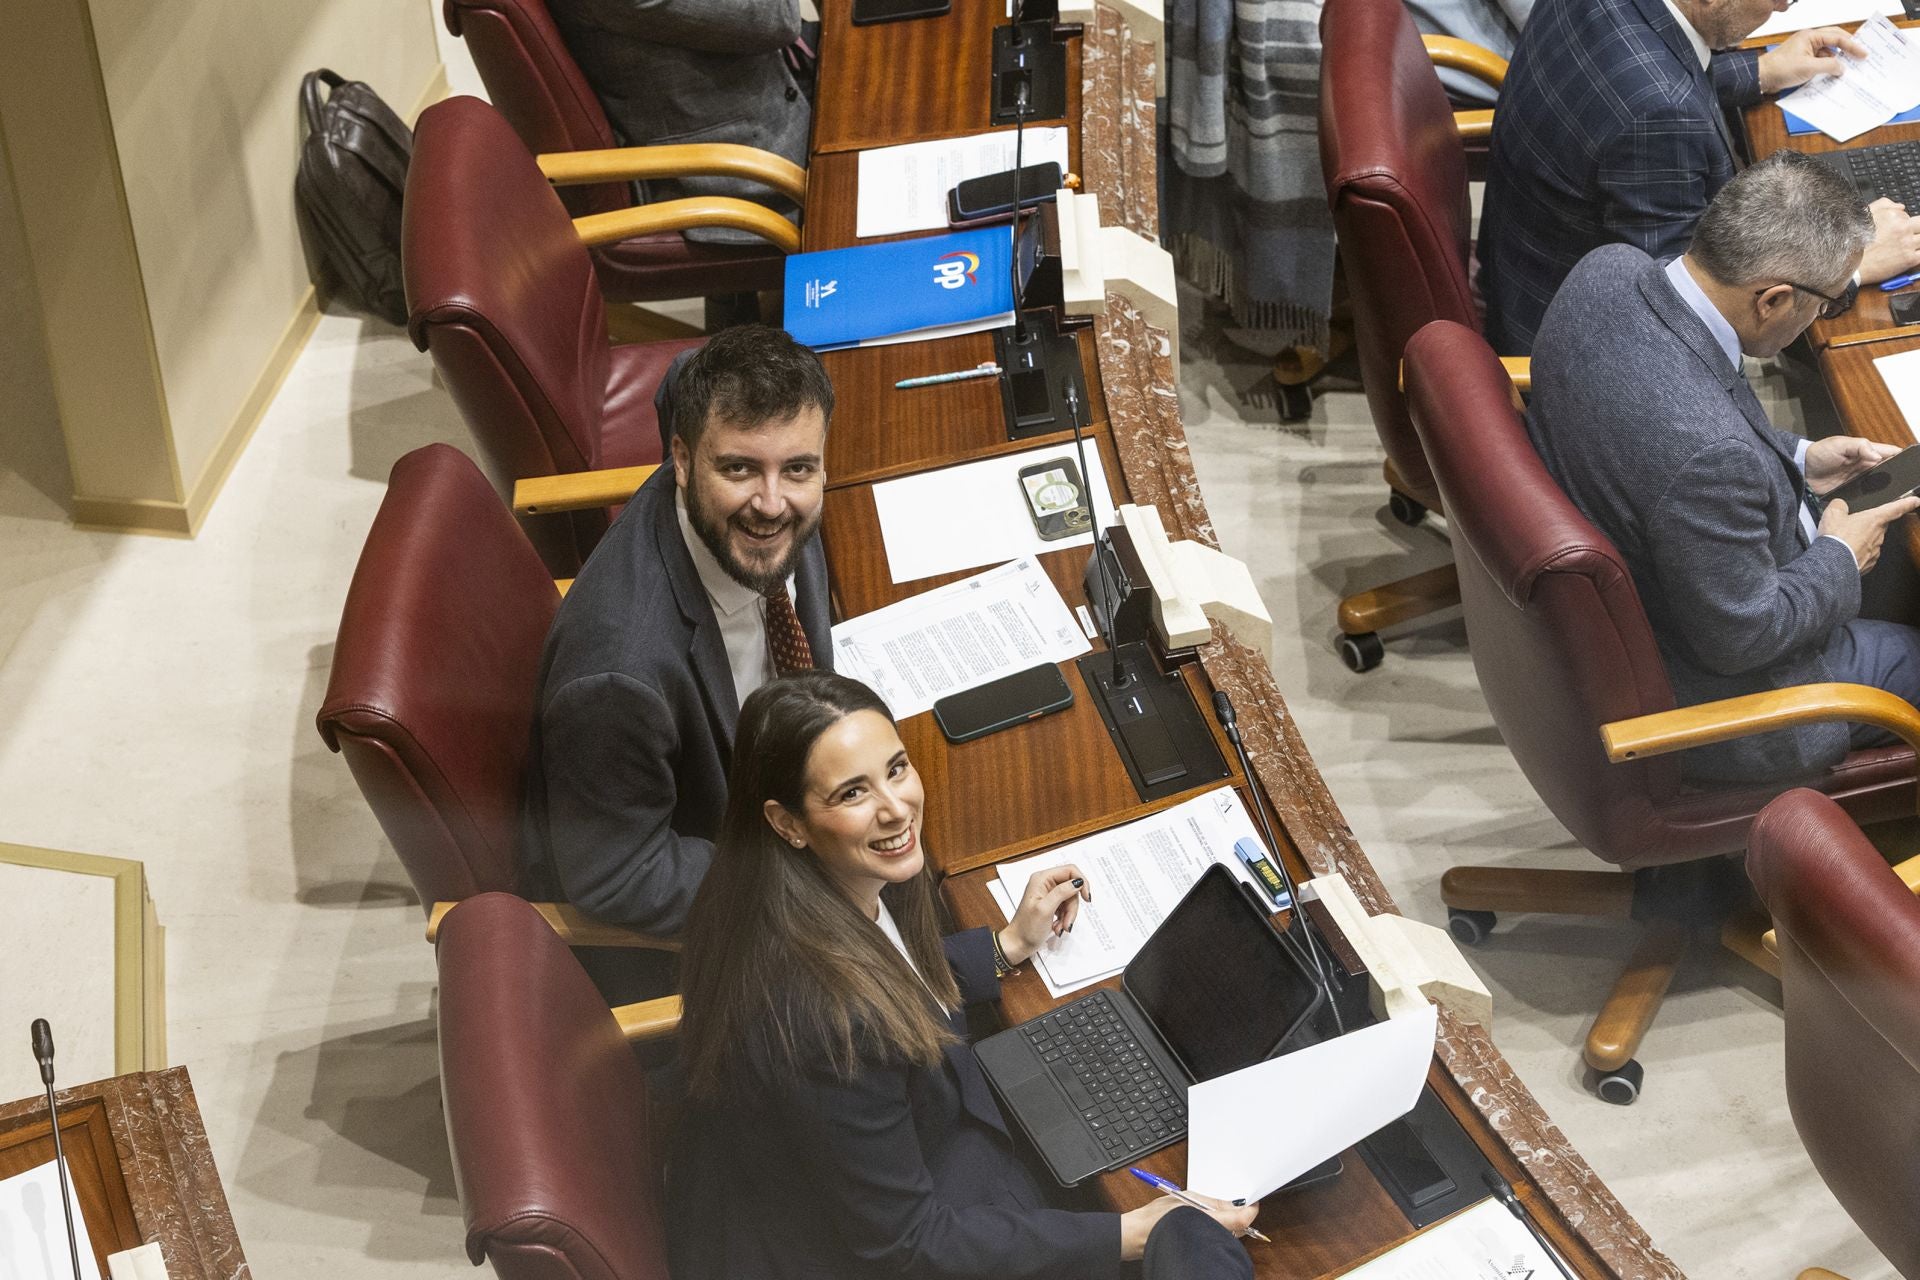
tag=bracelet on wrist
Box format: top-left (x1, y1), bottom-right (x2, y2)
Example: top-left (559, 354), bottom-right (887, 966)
top-left (991, 929), bottom-right (1020, 978)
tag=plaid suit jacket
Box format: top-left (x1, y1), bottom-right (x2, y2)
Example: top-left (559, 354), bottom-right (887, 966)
top-left (1476, 0), bottom-right (1762, 355)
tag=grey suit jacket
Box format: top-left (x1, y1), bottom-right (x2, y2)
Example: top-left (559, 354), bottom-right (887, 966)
top-left (1526, 244), bottom-right (1860, 782)
top-left (521, 461), bottom-right (831, 932)
top-left (546, 0), bottom-right (809, 244)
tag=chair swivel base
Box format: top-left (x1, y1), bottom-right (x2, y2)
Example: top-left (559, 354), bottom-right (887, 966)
top-left (1440, 860), bottom-right (1763, 1105)
top-left (1335, 563), bottom-right (1461, 672)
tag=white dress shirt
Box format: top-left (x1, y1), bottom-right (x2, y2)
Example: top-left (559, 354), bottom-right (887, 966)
top-left (676, 492), bottom-right (797, 703)
top-left (1657, 0), bottom-right (1713, 69)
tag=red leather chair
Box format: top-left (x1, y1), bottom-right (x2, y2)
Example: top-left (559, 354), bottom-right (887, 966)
top-left (441, 0), bottom-right (787, 314)
top-left (1748, 790), bottom-right (1920, 1280)
top-left (403, 95), bottom-right (705, 576)
top-left (1401, 320), bottom-right (1920, 1103)
top-left (1318, 0), bottom-right (1521, 672)
top-left (437, 891), bottom-right (673, 1280)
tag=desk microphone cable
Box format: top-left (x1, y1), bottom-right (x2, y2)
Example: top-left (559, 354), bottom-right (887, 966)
top-left (1483, 1170), bottom-right (1577, 1280)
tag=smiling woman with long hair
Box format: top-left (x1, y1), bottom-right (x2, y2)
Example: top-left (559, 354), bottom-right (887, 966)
top-left (667, 670), bottom-right (1256, 1279)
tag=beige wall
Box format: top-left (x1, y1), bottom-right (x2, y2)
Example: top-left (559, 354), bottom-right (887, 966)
top-left (0, 0), bottom-right (443, 534)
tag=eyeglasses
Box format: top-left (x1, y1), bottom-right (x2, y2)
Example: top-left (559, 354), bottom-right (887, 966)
top-left (1755, 276), bottom-right (1858, 320)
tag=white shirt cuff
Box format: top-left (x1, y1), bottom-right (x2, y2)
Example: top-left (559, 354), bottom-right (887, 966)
top-left (1794, 438), bottom-right (1810, 473)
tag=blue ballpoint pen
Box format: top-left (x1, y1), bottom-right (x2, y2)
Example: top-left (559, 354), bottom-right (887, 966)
top-left (1127, 1167), bottom-right (1272, 1243)
top-left (1879, 270), bottom-right (1920, 293)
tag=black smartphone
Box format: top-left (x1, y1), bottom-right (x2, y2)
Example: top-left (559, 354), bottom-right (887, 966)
top-left (1892, 291), bottom-right (1920, 327)
top-left (852, 0), bottom-right (951, 24)
top-left (933, 664), bottom-right (1074, 743)
top-left (1017, 457), bottom-right (1091, 540)
top-left (947, 162), bottom-right (1064, 224)
top-left (1827, 444), bottom-right (1920, 512)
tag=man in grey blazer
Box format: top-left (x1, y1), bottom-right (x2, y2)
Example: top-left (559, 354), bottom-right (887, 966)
top-left (523, 326), bottom-right (834, 963)
top-left (1528, 152), bottom-right (1920, 784)
top-left (547, 0), bottom-right (809, 244)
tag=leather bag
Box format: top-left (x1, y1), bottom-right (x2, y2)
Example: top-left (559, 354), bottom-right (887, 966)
top-left (295, 69), bottom-right (412, 325)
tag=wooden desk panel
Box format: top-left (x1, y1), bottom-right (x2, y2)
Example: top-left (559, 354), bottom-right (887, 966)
top-left (813, 1), bottom-right (1084, 153)
top-left (1819, 332), bottom-right (1920, 560)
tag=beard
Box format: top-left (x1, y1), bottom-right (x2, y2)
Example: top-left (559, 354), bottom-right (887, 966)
top-left (685, 477), bottom-right (821, 594)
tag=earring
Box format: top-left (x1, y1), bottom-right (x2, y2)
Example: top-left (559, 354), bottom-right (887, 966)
top-left (790, 838), bottom-right (805, 848)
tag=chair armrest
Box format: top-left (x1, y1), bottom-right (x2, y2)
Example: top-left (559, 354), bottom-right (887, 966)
top-left (556, 578), bottom-right (574, 597)
top-left (1423, 35), bottom-right (1509, 89)
top-left (1500, 356), bottom-right (1529, 393)
top-left (572, 197), bottom-right (801, 253)
top-left (1896, 853), bottom-right (1920, 895)
top-left (613, 995), bottom-right (683, 1043)
top-left (540, 143), bottom-right (808, 206)
top-left (427, 900), bottom-right (682, 950)
top-left (1453, 108), bottom-right (1495, 142)
top-left (1602, 682), bottom-right (1920, 763)
top-left (513, 465), bottom-right (657, 516)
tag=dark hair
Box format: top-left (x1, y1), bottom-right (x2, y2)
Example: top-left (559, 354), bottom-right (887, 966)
top-left (679, 671), bottom-right (960, 1097)
top-left (671, 324), bottom-right (836, 451)
top-left (1690, 150), bottom-right (1873, 290)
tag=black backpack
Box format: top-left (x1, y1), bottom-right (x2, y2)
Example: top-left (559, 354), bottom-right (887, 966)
top-left (295, 69), bottom-right (412, 325)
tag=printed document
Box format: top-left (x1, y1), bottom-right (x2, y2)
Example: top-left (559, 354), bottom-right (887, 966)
top-left (0, 1159), bottom-right (104, 1280)
top-left (1753, 0), bottom-right (1903, 38)
top-left (1186, 1002), bottom-right (1437, 1202)
top-left (988, 787), bottom-right (1272, 996)
top-left (873, 445), bottom-right (1118, 585)
top-left (1775, 15), bottom-right (1920, 142)
top-left (1334, 1197), bottom-right (1571, 1279)
top-left (830, 557), bottom-right (1090, 720)
top-left (1874, 346), bottom-right (1920, 442)
top-left (856, 129), bottom-right (1071, 238)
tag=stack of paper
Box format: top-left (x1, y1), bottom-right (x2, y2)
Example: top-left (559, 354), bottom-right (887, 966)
top-left (0, 1159), bottom-right (103, 1280)
top-left (829, 557), bottom-right (1090, 719)
top-left (1776, 15), bottom-right (1920, 142)
top-left (856, 129), bottom-right (1071, 238)
top-left (1753, 0), bottom-right (1904, 38)
top-left (985, 787), bottom-right (1273, 997)
top-left (1332, 1195), bottom-right (1569, 1279)
top-left (1874, 346), bottom-right (1920, 442)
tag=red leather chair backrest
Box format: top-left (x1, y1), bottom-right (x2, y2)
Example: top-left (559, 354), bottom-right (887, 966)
top-left (441, 0), bottom-right (628, 219)
top-left (404, 95), bottom-right (617, 573)
top-left (1749, 789), bottom-right (1920, 1280)
top-left (317, 444), bottom-right (558, 907)
top-left (437, 892), bottom-right (669, 1280)
top-left (1404, 322), bottom-right (1690, 865)
top-left (1320, 0), bottom-right (1479, 507)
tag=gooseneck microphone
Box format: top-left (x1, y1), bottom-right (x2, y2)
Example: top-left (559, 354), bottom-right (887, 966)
top-left (1211, 692), bottom-right (1344, 1032)
top-left (1483, 1170), bottom-right (1577, 1280)
top-left (31, 1019), bottom-right (87, 1280)
top-left (1062, 381), bottom-right (1125, 690)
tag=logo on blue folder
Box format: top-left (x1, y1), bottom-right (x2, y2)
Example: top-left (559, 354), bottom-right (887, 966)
top-left (933, 250), bottom-right (980, 290)
top-left (803, 278), bottom-right (838, 308)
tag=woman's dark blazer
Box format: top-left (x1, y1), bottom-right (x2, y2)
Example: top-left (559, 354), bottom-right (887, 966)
top-left (667, 926), bottom-right (1122, 1280)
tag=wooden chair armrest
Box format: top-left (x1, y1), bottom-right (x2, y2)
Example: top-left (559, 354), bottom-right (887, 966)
top-left (1423, 34), bottom-right (1509, 90)
top-left (540, 143), bottom-right (807, 205)
top-left (1602, 682), bottom-right (1920, 764)
top-left (1895, 854), bottom-right (1920, 895)
top-left (1398, 356), bottom-right (1529, 403)
top-left (572, 197), bottom-right (801, 253)
top-left (428, 900), bottom-right (682, 950)
top-left (1453, 108), bottom-right (1495, 142)
top-left (613, 995), bottom-right (683, 1043)
top-left (555, 578), bottom-right (573, 597)
top-left (512, 465), bottom-right (657, 516)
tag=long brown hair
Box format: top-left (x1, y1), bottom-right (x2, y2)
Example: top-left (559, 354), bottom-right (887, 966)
top-left (679, 671), bottom-right (961, 1097)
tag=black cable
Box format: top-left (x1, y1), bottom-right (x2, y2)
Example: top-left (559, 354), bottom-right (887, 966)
top-left (1483, 1171), bottom-right (1577, 1280)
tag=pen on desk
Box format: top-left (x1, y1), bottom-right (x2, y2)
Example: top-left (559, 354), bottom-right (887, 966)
top-left (1879, 270), bottom-right (1920, 293)
top-left (895, 362), bottom-right (1002, 389)
top-left (1127, 1168), bottom-right (1272, 1243)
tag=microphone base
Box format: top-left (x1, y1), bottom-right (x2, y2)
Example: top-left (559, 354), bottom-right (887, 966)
top-left (990, 21), bottom-right (1068, 125)
top-left (995, 310), bottom-right (1090, 440)
top-left (1076, 643), bottom-right (1230, 803)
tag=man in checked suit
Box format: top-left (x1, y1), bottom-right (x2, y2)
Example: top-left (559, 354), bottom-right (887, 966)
top-left (1478, 0), bottom-right (1920, 355)
top-left (1528, 153), bottom-right (1920, 784)
top-left (523, 326), bottom-right (834, 964)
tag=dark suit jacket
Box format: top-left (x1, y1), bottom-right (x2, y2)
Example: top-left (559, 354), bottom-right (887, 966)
top-left (1477, 0), bottom-right (1763, 355)
top-left (520, 459), bottom-right (831, 934)
top-left (545, 0), bottom-right (808, 245)
top-left (667, 927), bottom-right (1122, 1280)
top-left (1527, 245), bottom-right (1859, 782)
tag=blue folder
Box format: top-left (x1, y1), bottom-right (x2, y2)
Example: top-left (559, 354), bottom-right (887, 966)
top-left (782, 227), bottom-right (1016, 350)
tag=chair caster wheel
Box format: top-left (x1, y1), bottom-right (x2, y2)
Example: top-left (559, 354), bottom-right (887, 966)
top-left (1388, 491), bottom-right (1428, 526)
top-left (1338, 632), bottom-right (1385, 673)
top-left (1448, 909), bottom-right (1496, 945)
top-left (1594, 1059), bottom-right (1644, 1106)
top-left (1277, 382), bottom-right (1314, 423)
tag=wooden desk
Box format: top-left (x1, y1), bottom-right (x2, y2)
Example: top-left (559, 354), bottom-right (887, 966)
top-left (1820, 332), bottom-right (1920, 560)
top-left (810, 7), bottom-right (1679, 1276)
top-left (0, 1068), bottom-right (249, 1279)
top-left (1740, 19), bottom-right (1920, 349)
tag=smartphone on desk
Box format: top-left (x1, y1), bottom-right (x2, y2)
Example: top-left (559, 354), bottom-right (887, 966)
top-left (1892, 291), bottom-right (1920, 327)
top-left (933, 664), bottom-right (1074, 743)
top-left (1017, 457), bottom-right (1092, 541)
top-left (852, 0), bottom-right (950, 23)
top-left (948, 162), bottom-right (1064, 225)
top-left (1827, 444), bottom-right (1920, 513)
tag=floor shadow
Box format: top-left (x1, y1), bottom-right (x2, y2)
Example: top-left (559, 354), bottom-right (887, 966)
top-left (342, 308), bottom-right (475, 486)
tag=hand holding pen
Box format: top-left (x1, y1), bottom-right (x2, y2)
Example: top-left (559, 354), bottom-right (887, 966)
top-left (1129, 1167), bottom-right (1271, 1244)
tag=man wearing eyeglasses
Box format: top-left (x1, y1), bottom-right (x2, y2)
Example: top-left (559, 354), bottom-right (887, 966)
top-left (1478, 0), bottom-right (1920, 356)
top-left (1526, 151), bottom-right (1920, 784)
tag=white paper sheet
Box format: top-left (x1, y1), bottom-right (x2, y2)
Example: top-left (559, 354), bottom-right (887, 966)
top-left (0, 1159), bottom-right (104, 1280)
top-left (856, 129), bottom-right (1072, 238)
top-left (1775, 15), bottom-right (1920, 141)
top-left (1753, 0), bottom-right (1904, 38)
top-left (1337, 1197), bottom-right (1570, 1280)
top-left (873, 445), bottom-right (1118, 584)
top-left (829, 556), bottom-right (1091, 719)
top-left (1186, 1002), bottom-right (1436, 1202)
top-left (1873, 346), bottom-right (1920, 442)
top-left (991, 788), bottom-right (1272, 995)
